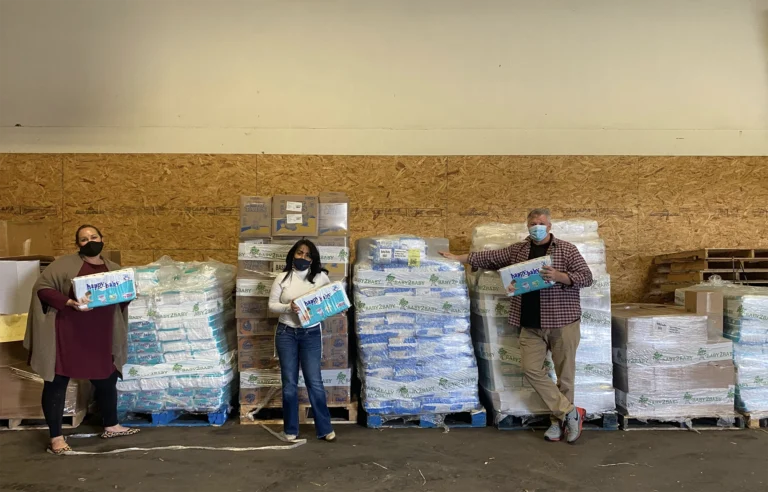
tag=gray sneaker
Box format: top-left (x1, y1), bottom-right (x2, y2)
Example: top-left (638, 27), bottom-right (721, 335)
top-left (544, 422), bottom-right (563, 442)
top-left (565, 407), bottom-right (586, 444)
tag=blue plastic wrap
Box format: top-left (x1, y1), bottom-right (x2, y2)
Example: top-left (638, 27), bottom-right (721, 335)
top-left (354, 236), bottom-right (481, 422)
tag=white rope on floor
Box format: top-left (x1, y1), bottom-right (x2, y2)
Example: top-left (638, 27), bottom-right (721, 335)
top-left (59, 424), bottom-right (306, 455)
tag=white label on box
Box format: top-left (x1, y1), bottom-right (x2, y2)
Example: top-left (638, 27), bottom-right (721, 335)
top-left (378, 250), bottom-right (392, 260)
top-left (287, 214), bottom-right (303, 224)
top-left (286, 201), bottom-right (303, 212)
top-left (321, 203), bottom-right (347, 217)
top-left (393, 249), bottom-right (408, 260)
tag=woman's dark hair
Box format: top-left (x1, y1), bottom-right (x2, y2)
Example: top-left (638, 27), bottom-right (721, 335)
top-left (75, 224), bottom-right (103, 245)
top-left (282, 239), bottom-right (328, 284)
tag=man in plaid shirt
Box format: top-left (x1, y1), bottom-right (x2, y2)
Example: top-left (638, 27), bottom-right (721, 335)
top-left (441, 208), bottom-right (593, 443)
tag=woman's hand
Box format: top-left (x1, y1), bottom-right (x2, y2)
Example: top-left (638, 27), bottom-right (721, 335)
top-left (66, 299), bottom-right (92, 312)
top-left (290, 301), bottom-right (300, 313)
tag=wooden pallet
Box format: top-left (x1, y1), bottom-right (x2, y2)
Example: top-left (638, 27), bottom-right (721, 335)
top-left (364, 409), bottom-right (486, 429)
top-left (739, 412), bottom-right (768, 429)
top-left (496, 412), bottom-right (618, 431)
top-left (240, 400), bottom-right (358, 425)
top-left (120, 406), bottom-right (230, 427)
top-left (655, 249), bottom-right (768, 264)
top-left (619, 414), bottom-right (743, 431)
top-left (0, 409), bottom-right (86, 431)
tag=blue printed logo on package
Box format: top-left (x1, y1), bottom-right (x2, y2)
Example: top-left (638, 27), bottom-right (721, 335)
top-left (72, 268), bottom-right (137, 308)
top-left (498, 256), bottom-right (554, 297)
top-left (294, 281), bottom-right (351, 328)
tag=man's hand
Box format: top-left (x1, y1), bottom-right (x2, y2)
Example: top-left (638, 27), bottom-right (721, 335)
top-left (541, 265), bottom-right (572, 285)
top-left (439, 251), bottom-right (469, 263)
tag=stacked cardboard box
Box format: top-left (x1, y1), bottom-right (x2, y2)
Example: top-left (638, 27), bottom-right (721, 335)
top-left (237, 194), bottom-right (352, 415)
top-left (0, 225), bottom-right (89, 428)
top-left (611, 303), bottom-right (735, 420)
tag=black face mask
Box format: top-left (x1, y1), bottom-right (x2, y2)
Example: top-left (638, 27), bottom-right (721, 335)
top-left (79, 241), bottom-right (104, 257)
top-left (293, 258), bottom-right (311, 271)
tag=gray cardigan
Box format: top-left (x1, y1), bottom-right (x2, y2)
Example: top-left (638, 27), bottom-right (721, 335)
top-left (23, 254), bottom-right (128, 382)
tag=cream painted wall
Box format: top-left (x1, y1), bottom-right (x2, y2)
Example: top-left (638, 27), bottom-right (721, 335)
top-left (1, 0), bottom-right (767, 154)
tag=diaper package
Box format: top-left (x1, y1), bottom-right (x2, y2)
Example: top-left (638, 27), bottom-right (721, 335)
top-left (294, 281), bottom-right (351, 327)
top-left (72, 268), bottom-right (137, 308)
top-left (498, 256), bottom-right (554, 297)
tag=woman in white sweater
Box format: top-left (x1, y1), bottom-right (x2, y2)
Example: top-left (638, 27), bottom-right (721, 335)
top-left (268, 239), bottom-right (336, 442)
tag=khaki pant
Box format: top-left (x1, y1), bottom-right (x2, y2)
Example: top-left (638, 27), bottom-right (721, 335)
top-left (519, 321), bottom-right (580, 421)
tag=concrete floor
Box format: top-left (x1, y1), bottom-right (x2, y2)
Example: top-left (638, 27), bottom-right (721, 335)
top-left (1, 422), bottom-right (767, 492)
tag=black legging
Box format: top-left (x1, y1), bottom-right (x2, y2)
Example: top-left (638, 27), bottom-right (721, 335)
top-left (42, 371), bottom-right (119, 438)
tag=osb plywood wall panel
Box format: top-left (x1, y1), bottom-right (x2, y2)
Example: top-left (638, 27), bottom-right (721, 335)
top-left (2, 154), bottom-right (767, 302)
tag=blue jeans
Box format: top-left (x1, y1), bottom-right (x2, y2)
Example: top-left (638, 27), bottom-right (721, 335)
top-left (275, 323), bottom-right (334, 438)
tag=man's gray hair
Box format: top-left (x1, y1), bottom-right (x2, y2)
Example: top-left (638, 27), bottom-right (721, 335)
top-left (527, 208), bottom-right (551, 221)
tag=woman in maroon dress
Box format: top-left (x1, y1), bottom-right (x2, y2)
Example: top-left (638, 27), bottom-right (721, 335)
top-left (25, 225), bottom-right (139, 455)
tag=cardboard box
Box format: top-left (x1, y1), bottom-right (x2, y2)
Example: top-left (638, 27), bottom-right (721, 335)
top-left (272, 195), bottom-right (319, 237)
top-left (0, 313), bottom-right (28, 343)
top-left (238, 238), bottom-right (274, 277)
top-left (235, 276), bottom-right (274, 298)
top-left (238, 335), bottom-right (279, 371)
top-left (323, 315), bottom-right (348, 336)
top-left (322, 332), bottom-right (349, 369)
top-left (0, 367), bottom-right (86, 417)
top-left (240, 386), bottom-right (283, 407)
top-left (237, 318), bottom-right (276, 337)
top-left (318, 192), bottom-right (349, 237)
top-left (0, 221), bottom-right (53, 258)
top-left (0, 340), bottom-right (27, 366)
top-left (613, 360), bottom-right (735, 393)
top-left (239, 386), bottom-right (351, 406)
top-left (240, 196), bottom-right (272, 239)
top-left (611, 304), bottom-right (709, 347)
top-left (685, 290), bottom-right (724, 337)
top-left (235, 297), bottom-right (272, 319)
top-left (0, 260), bottom-right (40, 315)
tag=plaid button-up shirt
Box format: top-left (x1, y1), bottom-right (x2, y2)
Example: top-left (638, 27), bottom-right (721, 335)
top-left (468, 235), bottom-right (593, 329)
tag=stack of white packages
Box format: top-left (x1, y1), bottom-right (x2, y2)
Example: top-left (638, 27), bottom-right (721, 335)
top-left (117, 257), bottom-right (238, 415)
top-left (469, 219), bottom-right (614, 423)
top-left (353, 236), bottom-right (482, 424)
top-left (723, 287), bottom-right (768, 419)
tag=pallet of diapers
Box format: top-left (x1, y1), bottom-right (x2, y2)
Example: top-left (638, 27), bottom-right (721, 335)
top-left (117, 257), bottom-right (238, 414)
top-left (353, 236), bottom-right (482, 422)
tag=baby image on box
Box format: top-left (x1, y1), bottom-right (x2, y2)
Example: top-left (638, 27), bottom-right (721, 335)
top-left (498, 256), bottom-right (555, 297)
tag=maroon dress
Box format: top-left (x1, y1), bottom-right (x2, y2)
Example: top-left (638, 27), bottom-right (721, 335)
top-left (38, 262), bottom-right (119, 380)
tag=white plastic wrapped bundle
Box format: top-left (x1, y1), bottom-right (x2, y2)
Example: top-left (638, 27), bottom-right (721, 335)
top-left (353, 236), bottom-right (481, 421)
top-left (469, 219), bottom-right (615, 422)
top-left (723, 288), bottom-right (768, 416)
top-left (119, 256), bottom-right (237, 415)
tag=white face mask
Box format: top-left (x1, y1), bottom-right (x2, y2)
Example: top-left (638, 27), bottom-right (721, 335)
top-left (529, 224), bottom-right (548, 242)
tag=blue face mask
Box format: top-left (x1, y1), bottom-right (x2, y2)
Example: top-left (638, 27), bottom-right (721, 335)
top-left (293, 258), bottom-right (311, 271)
top-left (529, 225), bottom-right (549, 242)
